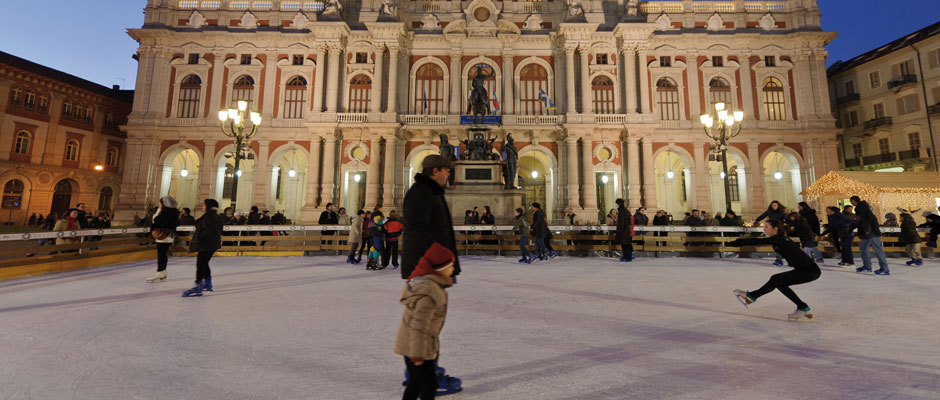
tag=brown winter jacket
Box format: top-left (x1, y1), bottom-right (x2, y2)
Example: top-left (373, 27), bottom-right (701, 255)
top-left (394, 274), bottom-right (451, 360)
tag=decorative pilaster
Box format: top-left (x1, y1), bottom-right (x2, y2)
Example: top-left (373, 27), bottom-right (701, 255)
top-left (262, 51), bottom-right (278, 119)
top-left (579, 47), bottom-right (591, 114)
top-left (738, 52), bottom-right (755, 119)
top-left (580, 136), bottom-right (598, 215)
top-left (387, 45), bottom-right (400, 114)
top-left (794, 51), bottom-right (813, 120)
top-left (638, 46), bottom-right (651, 114)
top-left (641, 139), bottom-right (656, 208)
top-left (132, 47), bottom-right (155, 115)
top-left (320, 134), bottom-right (337, 206)
top-left (449, 49), bottom-right (462, 114)
top-left (621, 46), bottom-right (638, 114)
top-left (305, 138), bottom-right (322, 208)
top-left (627, 137), bottom-right (642, 209)
top-left (812, 50), bottom-right (833, 118)
top-left (148, 48), bottom-right (174, 118)
top-left (365, 136), bottom-right (382, 209)
top-left (325, 44), bottom-right (342, 112)
top-left (566, 135), bottom-right (580, 209)
top-left (252, 140), bottom-right (270, 208)
top-left (198, 140), bottom-right (216, 202)
top-left (382, 135), bottom-right (397, 207)
top-left (209, 50), bottom-right (225, 115)
top-left (371, 44), bottom-right (385, 113)
top-left (691, 140), bottom-right (709, 210)
top-left (312, 45), bottom-right (327, 112)
top-left (746, 142), bottom-right (765, 216)
top-left (686, 52), bottom-right (701, 117)
top-left (502, 49), bottom-right (514, 115)
top-left (564, 45), bottom-right (578, 114)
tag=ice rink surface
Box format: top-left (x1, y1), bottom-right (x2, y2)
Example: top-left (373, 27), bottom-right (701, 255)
top-left (1, 254), bottom-right (939, 400)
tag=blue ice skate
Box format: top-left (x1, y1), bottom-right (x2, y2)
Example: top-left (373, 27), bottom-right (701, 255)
top-left (182, 281), bottom-right (204, 297)
top-left (619, 257), bottom-right (631, 262)
top-left (856, 266), bottom-right (872, 273)
top-left (874, 268), bottom-right (890, 276)
top-left (403, 366), bottom-right (463, 396)
top-left (202, 277), bottom-right (213, 292)
top-left (906, 258), bottom-right (917, 266)
top-left (549, 250), bottom-right (558, 258)
top-left (915, 259), bottom-right (923, 266)
top-left (772, 258), bottom-right (784, 267)
top-left (518, 256), bottom-right (528, 263)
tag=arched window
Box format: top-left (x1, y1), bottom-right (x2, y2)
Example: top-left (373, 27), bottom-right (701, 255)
top-left (467, 64), bottom-right (497, 112)
top-left (347, 74), bottom-right (372, 113)
top-left (74, 103), bottom-right (84, 122)
top-left (178, 74), bottom-right (202, 118)
top-left (283, 76), bottom-right (307, 119)
top-left (763, 77), bottom-right (786, 121)
top-left (83, 105), bottom-right (93, 124)
top-left (23, 90), bottom-right (36, 111)
top-left (1, 180), bottom-right (24, 209)
top-left (231, 75), bottom-right (255, 110)
top-left (9, 86), bottom-right (23, 107)
top-left (62, 100), bottom-right (73, 119)
top-left (13, 131), bottom-right (31, 155)
top-left (728, 167), bottom-right (740, 201)
top-left (98, 187), bottom-right (114, 211)
top-left (656, 78), bottom-right (680, 121)
top-left (519, 64), bottom-right (550, 115)
top-left (106, 146), bottom-right (119, 167)
top-left (38, 93), bottom-right (49, 114)
top-left (592, 76), bottom-right (615, 114)
top-left (65, 140), bottom-right (80, 161)
top-left (413, 64), bottom-right (445, 114)
top-left (709, 77), bottom-right (732, 110)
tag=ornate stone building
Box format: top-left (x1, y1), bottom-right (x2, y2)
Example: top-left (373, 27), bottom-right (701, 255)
top-left (828, 21), bottom-right (940, 173)
top-left (0, 51), bottom-right (132, 224)
top-left (119, 0), bottom-right (838, 224)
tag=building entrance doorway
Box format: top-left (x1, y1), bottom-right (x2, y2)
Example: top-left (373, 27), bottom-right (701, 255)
top-left (51, 179), bottom-right (75, 218)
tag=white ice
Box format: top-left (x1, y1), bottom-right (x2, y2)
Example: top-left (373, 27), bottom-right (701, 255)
top-left (1, 255), bottom-right (939, 399)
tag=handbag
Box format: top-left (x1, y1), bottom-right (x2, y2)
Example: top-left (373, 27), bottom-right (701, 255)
top-left (151, 228), bottom-right (172, 240)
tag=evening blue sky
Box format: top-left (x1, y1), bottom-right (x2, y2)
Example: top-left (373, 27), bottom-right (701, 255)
top-left (0, 0), bottom-right (937, 88)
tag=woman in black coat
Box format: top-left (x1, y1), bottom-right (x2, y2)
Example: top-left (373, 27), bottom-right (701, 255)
top-left (148, 196), bottom-right (180, 283)
top-left (727, 219), bottom-right (820, 320)
top-left (899, 213), bottom-right (922, 266)
top-left (530, 202), bottom-right (549, 260)
top-left (183, 199), bottom-right (225, 297)
top-left (614, 199), bottom-right (634, 262)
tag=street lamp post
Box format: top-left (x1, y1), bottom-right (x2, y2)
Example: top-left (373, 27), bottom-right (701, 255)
top-left (700, 103), bottom-right (744, 214)
top-left (218, 101), bottom-right (261, 211)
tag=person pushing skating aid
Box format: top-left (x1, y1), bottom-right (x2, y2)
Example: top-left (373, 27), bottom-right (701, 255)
top-left (726, 219), bottom-right (821, 320)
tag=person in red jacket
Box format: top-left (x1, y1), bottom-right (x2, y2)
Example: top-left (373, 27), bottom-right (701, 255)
top-left (383, 210), bottom-right (403, 269)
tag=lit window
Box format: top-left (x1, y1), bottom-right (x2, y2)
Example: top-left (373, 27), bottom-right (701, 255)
top-left (9, 86), bottom-right (22, 107)
top-left (762, 77), bottom-right (786, 121)
top-left (283, 76), bottom-right (307, 119)
top-left (347, 75), bottom-right (372, 113)
top-left (178, 75), bottom-right (202, 118)
top-left (65, 140), bottom-right (80, 161)
top-left (37, 94), bottom-right (49, 114)
top-left (231, 75), bottom-right (255, 109)
top-left (517, 64), bottom-right (549, 116)
top-left (62, 100), bottom-right (72, 119)
top-left (106, 146), bottom-right (120, 167)
top-left (591, 76), bottom-right (615, 114)
top-left (13, 131), bottom-right (31, 155)
top-left (1, 180), bottom-right (24, 209)
top-left (23, 90), bottom-right (36, 111)
top-left (656, 78), bottom-right (680, 120)
top-left (709, 77), bottom-right (732, 110)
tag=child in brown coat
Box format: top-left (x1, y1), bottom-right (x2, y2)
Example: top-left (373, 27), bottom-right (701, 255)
top-left (394, 242), bottom-right (456, 400)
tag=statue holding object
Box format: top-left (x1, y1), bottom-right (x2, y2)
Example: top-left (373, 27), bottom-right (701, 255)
top-left (502, 133), bottom-right (519, 189)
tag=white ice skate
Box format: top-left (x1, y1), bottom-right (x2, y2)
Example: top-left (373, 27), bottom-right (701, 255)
top-left (146, 270), bottom-right (167, 283)
top-left (733, 289), bottom-right (753, 308)
top-left (787, 308), bottom-right (814, 321)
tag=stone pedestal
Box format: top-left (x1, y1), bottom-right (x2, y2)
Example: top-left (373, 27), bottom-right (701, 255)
top-left (446, 160), bottom-right (522, 224)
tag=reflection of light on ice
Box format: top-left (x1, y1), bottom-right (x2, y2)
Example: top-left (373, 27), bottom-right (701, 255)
top-left (1, 256), bottom-right (938, 398)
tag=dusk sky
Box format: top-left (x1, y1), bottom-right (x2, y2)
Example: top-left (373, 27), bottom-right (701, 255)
top-left (0, 0), bottom-right (937, 89)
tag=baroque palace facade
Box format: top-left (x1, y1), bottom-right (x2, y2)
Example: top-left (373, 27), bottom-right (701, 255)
top-left (119, 0), bottom-right (838, 224)
top-left (0, 52), bottom-right (132, 224)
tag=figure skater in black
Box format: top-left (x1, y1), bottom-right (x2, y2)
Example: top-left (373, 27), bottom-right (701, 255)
top-left (726, 219), bottom-right (821, 320)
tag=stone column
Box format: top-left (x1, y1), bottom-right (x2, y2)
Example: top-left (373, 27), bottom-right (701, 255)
top-left (738, 52), bottom-right (755, 119)
top-left (325, 44), bottom-right (342, 112)
top-left (365, 136), bottom-right (382, 209)
top-left (320, 134), bottom-right (337, 206)
top-left (209, 50), bottom-right (225, 115)
top-left (132, 47), bottom-right (155, 115)
top-left (564, 45), bottom-right (578, 114)
top-left (502, 49), bottom-right (514, 115)
top-left (692, 140), bottom-right (709, 210)
top-left (566, 136), bottom-right (580, 209)
top-left (812, 50), bottom-right (833, 118)
top-left (371, 44), bottom-right (385, 113)
top-left (641, 139), bottom-right (656, 208)
top-left (262, 51), bottom-right (278, 119)
top-left (686, 52), bottom-right (701, 117)
top-left (821, 141), bottom-right (840, 174)
top-left (746, 142), bottom-right (765, 217)
top-left (198, 140), bottom-right (216, 202)
top-left (580, 48), bottom-right (592, 114)
top-left (250, 140), bottom-right (270, 209)
top-left (794, 51), bottom-right (812, 120)
top-left (638, 46), bottom-right (652, 114)
top-left (449, 49), bottom-right (462, 114)
top-left (305, 138), bottom-right (322, 208)
top-left (382, 134), bottom-right (397, 207)
top-left (312, 45), bottom-right (327, 113)
top-left (580, 136), bottom-right (598, 214)
top-left (148, 48), bottom-right (174, 118)
top-left (386, 45), bottom-right (400, 114)
top-left (627, 137), bottom-right (642, 208)
top-left (622, 46), bottom-right (638, 114)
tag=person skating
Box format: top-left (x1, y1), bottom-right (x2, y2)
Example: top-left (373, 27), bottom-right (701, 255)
top-left (147, 196), bottom-right (180, 283)
top-left (822, 206), bottom-right (855, 267)
top-left (727, 219), bottom-right (821, 320)
top-left (920, 208), bottom-right (940, 248)
top-left (530, 202), bottom-right (549, 261)
top-left (614, 198), bottom-right (634, 262)
top-left (346, 210), bottom-right (365, 264)
top-left (183, 199), bottom-right (224, 297)
top-left (899, 213), bottom-right (923, 266)
top-left (395, 243), bottom-right (459, 399)
top-left (367, 215), bottom-right (386, 270)
top-left (513, 207), bottom-right (532, 264)
top-left (850, 196), bottom-right (890, 275)
top-left (383, 210), bottom-right (403, 269)
top-left (788, 212), bottom-right (822, 264)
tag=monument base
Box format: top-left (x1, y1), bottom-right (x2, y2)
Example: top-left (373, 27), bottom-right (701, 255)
top-left (445, 187), bottom-right (523, 225)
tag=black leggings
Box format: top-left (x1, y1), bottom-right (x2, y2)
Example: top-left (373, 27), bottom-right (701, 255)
top-left (403, 356), bottom-right (438, 400)
top-left (195, 251), bottom-right (214, 283)
top-left (750, 269), bottom-right (820, 309)
top-left (156, 243), bottom-right (172, 272)
top-left (357, 237), bottom-right (370, 259)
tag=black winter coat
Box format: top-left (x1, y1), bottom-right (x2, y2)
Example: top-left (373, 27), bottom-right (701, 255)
top-left (189, 210), bottom-right (224, 253)
top-left (633, 212), bottom-right (649, 226)
top-left (853, 201), bottom-right (881, 239)
top-left (401, 174), bottom-right (460, 280)
top-left (822, 212), bottom-right (853, 237)
top-left (800, 208), bottom-right (821, 235)
top-left (531, 209), bottom-right (549, 238)
top-left (756, 209), bottom-right (786, 223)
top-left (151, 207), bottom-right (180, 234)
top-left (900, 218), bottom-right (921, 244)
top-left (179, 214), bottom-right (196, 226)
top-left (789, 218), bottom-right (817, 247)
top-left (615, 205), bottom-right (633, 244)
top-left (652, 215), bottom-right (669, 226)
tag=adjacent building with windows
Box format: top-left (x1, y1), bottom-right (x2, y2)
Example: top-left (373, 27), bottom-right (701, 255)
top-left (0, 51), bottom-right (133, 224)
top-left (118, 0), bottom-right (838, 224)
top-left (828, 21), bottom-right (940, 173)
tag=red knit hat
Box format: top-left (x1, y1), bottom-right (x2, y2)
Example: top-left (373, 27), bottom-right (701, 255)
top-left (407, 242), bottom-right (456, 280)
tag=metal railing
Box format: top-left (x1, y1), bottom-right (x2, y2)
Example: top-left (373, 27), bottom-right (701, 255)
top-left (862, 152), bottom-right (897, 165)
top-left (836, 93), bottom-right (860, 105)
top-left (887, 74), bottom-right (918, 90)
top-left (844, 158), bottom-right (861, 168)
top-left (897, 148), bottom-right (926, 161)
top-left (863, 116), bottom-right (893, 130)
top-left (928, 104), bottom-right (940, 116)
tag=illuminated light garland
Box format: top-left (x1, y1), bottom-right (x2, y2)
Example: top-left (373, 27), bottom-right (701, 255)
top-left (803, 171), bottom-right (940, 212)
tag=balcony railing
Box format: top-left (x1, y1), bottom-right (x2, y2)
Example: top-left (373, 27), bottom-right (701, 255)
top-left (928, 104), bottom-right (940, 116)
top-left (593, 114), bottom-right (628, 124)
top-left (862, 153), bottom-right (898, 165)
top-left (844, 158), bottom-right (862, 168)
top-left (898, 148), bottom-right (927, 161)
top-left (639, 1), bottom-right (787, 14)
top-left (863, 117), bottom-right (893, 130)
top-left (401, 114), bottom-right (449, 125)
top-left (836, 93), bottom-right (860, 105)
top-left (887, 74), bottom-right (918, 90)
top-left (336, 113), bottom-right (368, 123)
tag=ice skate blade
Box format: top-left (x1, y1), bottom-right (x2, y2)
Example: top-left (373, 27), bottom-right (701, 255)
top-left (732, 290), bottom-right (750, 308)
top-left (146, 278), bottom-right (166, 283)
top-left (788, 314), bottom-right (814, 321)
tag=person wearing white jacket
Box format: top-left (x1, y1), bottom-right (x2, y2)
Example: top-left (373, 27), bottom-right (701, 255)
top-left (346, 210), bottom-right (365, 264)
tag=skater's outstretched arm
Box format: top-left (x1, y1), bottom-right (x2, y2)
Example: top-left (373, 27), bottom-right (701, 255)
top-left (727, 235), bottom-right (783, 247)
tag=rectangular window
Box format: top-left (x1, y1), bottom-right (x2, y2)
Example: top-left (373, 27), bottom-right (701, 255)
top-left (844, 81), bottom-right (855, 95)
top-left (930, 49), bottom-right (940, 69)
top-left (659, 56), bottom-right (671, 67)
top-left (878, 138), bottom-right (890, 154)
top-left (728, 168), bottom-right (740, 201)
top-left (712, 56), bottom-right (723, 67)
top-left (292, 55), bottom-right (304, 65)
top-left (852, 143), bottom-right (863, 159)
top-left (909, 132), bottom-right (921, 149)
top-left (764, 56), bottom-right (775, 67)
top-left (869, 71), bottom-right (881, 89)
top-left (848, 110), bottom-right (858, 127)
top-left (188, 54), bottom-right (200, 64)
top-left (240, 54), bottom-right (252, 65)
top-left (355, 52), bottom-right (368, 64)
top-left (596, 54), bottom-right (608, 65)
top-left (897, 94), bottom-right (920, 115)
top-left (873, 102), bottom-right (886, 119)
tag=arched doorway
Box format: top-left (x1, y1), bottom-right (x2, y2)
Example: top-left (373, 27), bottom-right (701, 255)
top-left (161, 148), bottom-right (200, 211)
top-left (707, 151), bottom-right (748, 215)
top-left (518, 157), bottom-right (546, 222)
top-left (407, 148), bottom-right (440, 188)
top-left (51, 179), bottom-right (76, 218)
top-left (270, 148), bottom-right (307, 221)
top-left (216, 149), bottom-right (255, 212)
top-left (654, 151), bottom-right (691, 217)
top-left (595, 170), bottom-right (619, 224)
top-left (763, 151), bottom-right (802, 209)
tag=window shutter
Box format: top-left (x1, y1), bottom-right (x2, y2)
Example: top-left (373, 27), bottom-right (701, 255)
top-left (932, 86), bottom-right (940, 104)
top-left (930, 50), bottom-right (939, 69)
top-left (897, 97), bottom-right (905, 115)
top-left (891, 64), bottom-right (901, 77)
top-left (911, 96), bottom-right (920, 112)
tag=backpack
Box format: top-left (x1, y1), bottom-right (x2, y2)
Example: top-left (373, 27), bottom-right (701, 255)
top-left (384, 219), bottom-right (403, 240)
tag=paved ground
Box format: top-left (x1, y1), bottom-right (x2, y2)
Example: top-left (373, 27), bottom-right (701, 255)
top-left (1, 255), bottom-right (939, 400)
